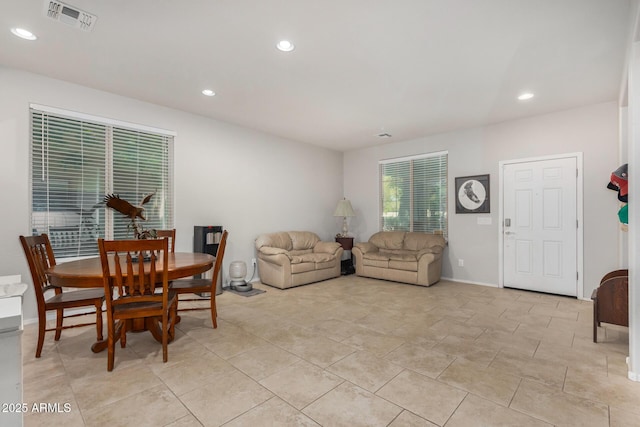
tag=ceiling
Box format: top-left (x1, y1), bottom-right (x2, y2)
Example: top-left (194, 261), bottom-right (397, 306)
top-left (0, 0), bottom-right (633, 151)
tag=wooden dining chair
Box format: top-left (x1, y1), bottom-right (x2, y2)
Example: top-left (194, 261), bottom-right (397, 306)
top-left (20, 234), bottom-right (104, 358)
top-left (98, 238), bottom-right (178, 371)
top-left (156, 229), bottom-right (176, 252)
top-left (170, 230), bottom-right (228, 328)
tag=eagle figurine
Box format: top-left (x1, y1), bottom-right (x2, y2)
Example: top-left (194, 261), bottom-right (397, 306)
top-left (103, 192), bottom-right (157, 239)
top-left (104, 192), bottom-right (155, 220)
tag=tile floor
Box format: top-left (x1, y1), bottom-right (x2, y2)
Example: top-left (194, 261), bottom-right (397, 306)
top-left (19, 276), bottom-right (640, 426)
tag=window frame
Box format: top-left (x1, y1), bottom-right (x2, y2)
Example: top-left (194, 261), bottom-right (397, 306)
top-left (29, 104), bottom-right (175, 259)
top-left (379, 150), bottom-right (448, 238)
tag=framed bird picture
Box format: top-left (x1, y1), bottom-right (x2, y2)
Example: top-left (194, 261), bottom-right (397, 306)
top-left (455, 174), bottom-right (490, 214)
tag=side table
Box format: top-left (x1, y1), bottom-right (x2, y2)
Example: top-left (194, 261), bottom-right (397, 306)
top-left (335, 236), bottom-right (355, 275)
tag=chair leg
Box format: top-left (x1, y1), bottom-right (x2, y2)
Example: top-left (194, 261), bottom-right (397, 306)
top-left (107, 324), bottom-right (115, 372)
top-left (54, 308), bottom-right (64, 341)
top-left (170, 302), bottom-right (177, 340)
top-left (108, 320), bottom-right (125, 371)
top-left (120, 322), bottom-right (127, 348)
top-left (162, 312), bottom-right (169, 363)
top-left (211, 295), bottom-right (217, 329)
top-left (593, 301), bottom-right (598, 343)
top-left (36, 311), bottom-right (47, 358)
top-left (95, 302), bottom-right (103, 342)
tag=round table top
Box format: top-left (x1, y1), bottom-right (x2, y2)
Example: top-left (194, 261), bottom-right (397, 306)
top-left (47, 252), bottom-right (215, 288)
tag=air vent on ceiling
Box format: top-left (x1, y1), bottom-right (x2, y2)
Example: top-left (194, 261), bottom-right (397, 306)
top-left (44, 1), bottom-right (97, 32)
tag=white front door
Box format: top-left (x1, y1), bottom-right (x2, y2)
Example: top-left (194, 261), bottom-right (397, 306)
top-left (502, 156), bottom-right (578, 296)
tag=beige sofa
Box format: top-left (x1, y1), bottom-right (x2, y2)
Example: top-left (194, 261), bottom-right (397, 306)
top-left (255, 231), bottom-right (343, 289)
top-left (352, 231), bottom-right (446, 286)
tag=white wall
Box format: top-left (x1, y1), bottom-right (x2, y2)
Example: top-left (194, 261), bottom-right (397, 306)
top-left (0, 65), bottom-right (623, 321)
top-left (0, 67), bottom-right (344, 321)
top-left (344, 102), bottom-right (621, 298)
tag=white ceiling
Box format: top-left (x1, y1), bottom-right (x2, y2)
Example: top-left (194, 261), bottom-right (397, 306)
top-left (0, 0), bottom-right (633, 151)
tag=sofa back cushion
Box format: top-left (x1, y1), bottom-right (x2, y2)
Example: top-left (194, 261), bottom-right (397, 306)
top-left (369, 231), bottom-right (406, 250)
top-left (255, 232), bottom-right (293, 251)
top-left (289, 231), bottom-right (320, 250)
top-left (403, 232), bottom-right (446, 251)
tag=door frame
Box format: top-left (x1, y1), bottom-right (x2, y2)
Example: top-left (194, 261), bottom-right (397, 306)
top-left (498, 152), bottom-right (584, 299)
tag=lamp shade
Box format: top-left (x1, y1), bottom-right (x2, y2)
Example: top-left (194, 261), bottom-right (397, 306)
top-left (333, 199), bottom-right (356, 217)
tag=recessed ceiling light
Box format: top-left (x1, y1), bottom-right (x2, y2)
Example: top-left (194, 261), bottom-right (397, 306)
top-left (10, 27), bottom-right (37, 41)
top-left (276, 40), bottom-right (295, 52)
top-left (518, 92), bottom-right (534, 101)
top-left (201, 89), bottom-right (215, 97)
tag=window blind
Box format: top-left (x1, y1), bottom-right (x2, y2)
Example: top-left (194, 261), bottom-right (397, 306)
top-left (380, 152), bottom-right (448, 238)
top-left (112, 128), bottom-right (172, 240)
top-left (30, 108), bottom-right (174, 258)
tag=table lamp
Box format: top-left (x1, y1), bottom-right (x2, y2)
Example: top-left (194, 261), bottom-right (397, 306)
top-left (334, 198), bottom-right (356, 237)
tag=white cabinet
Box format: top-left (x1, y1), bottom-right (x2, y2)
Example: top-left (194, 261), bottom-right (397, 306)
top-left (0, 275), bottom-right (27, 427)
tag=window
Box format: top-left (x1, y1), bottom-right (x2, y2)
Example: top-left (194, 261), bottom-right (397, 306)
top-left (380, 151), bottom-right (448, 238)
top-left (30, 106), bottom-right (174, 258)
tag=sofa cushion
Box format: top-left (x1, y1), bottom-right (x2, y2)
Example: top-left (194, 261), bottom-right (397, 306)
top-left (363, 257), bottom-right (389, 268)
top-left (291, 262), bottom-right (315, 274)
top-left (298, 253), bottom-right (335, 263)
top-left (363, 252), bottom-right (390, 261)
top-left (403, 232), bottom-right (445, 251)
top-left (369, 231), bottom-right (405, 250)
top-left (389, 259), bottom-right (418, 271)
top-left (363, 250), bottom-right (417, 270)
top-left (256, 232), bottom-right (293, 251)
top-left (289, 252), bottom-right (334, 263)
top-left (316, 260), bottom-right (337, 270)
top-left (290, 249), bottom-right (313, 257)
top-left (289, 231), bottom-right (320, 250)
top-left (379, 249), bottom-right (418, 260)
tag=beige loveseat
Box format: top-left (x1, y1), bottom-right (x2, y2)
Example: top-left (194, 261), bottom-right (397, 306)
top-left (352, 231), bottom-right (446, 286)
top-left (255, 231), bottom-right (343, 289)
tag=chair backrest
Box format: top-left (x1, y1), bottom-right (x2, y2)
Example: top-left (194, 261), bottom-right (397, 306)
top-left (600, 269), bottom-right (628, 284)
top-left (596, 272), bottom-right (629, 327)
top-left (20, 234), bottom-right (57, 308)
top-left (212, 230), bottom-right (228, 289)
top-left (156, 229), bottom-right (176, 252)
top-left (98, 238), bottom-right (170, 315)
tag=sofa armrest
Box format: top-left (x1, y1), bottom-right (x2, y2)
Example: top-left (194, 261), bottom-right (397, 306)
top-left (417, 245), bottom-right (443, 257)
top-left (314, 241), bottom-right (342, 256)
top-left (259, 246), bottom-right (289, 256)
top-left (257, 252), bottom-right (291, 266)
top-left (258, 247), bottom-right (293, 266)
top-left (354, 242), bottom-right (378, 254)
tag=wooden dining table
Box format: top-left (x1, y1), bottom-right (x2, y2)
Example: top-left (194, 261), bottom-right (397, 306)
top-left (47, 252), bottom-right (214, 352)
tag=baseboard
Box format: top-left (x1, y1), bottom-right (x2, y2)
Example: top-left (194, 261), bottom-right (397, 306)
top-left (441, 277), bottom-right (592, 301)
top-left (440, 277), bottom-right (499, 288)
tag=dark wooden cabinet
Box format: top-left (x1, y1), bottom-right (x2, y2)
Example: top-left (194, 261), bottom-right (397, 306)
top-left (335, 236), bottom-right (355, 275)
